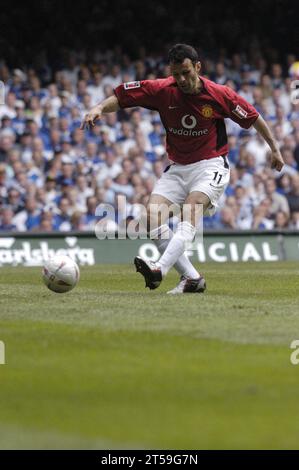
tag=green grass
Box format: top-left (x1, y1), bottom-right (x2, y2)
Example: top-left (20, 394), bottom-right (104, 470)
top-left (1, 262), bottom-right (299, 449)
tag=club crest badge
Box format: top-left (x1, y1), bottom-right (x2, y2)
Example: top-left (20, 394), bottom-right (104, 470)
top-left (201, 105), bottom-right (213, 118)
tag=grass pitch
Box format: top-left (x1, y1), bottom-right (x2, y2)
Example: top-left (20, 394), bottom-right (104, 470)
top-left (1, 262), bottom-right (299, 449)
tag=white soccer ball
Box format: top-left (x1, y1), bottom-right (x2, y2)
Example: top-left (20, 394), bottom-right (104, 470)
top-left (42, 255), bottom-right (80, 293)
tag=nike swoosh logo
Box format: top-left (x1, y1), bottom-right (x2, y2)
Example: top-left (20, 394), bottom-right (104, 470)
top-left (168, 106), bottom-right (179, 109)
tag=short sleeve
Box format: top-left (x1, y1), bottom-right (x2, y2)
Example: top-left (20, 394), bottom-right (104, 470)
top-left (114, 80), bottom-right (159, 110)
top-left (220, 86), bottom-right (259, 129)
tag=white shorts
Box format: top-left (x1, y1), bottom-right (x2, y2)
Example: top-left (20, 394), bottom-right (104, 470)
top-left (152, 156), bottom-right (230, 216)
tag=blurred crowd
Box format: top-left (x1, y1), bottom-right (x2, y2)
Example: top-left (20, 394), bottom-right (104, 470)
top-left (0, 48), bottom-right (299, 232)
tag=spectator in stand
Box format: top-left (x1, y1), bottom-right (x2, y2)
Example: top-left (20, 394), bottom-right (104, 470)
top-left (0, 164), bottom-right (8, 200)
top-left (7, 188), bottom-right (23, 213)
top-left (252, 198), bottom-right (274, 230)
top-left (0, 207), bottom-right (17, 230)
top-left (218, 207), bottom-right (237, 229)
top-left (81, 196), bottom-right (98, 229)
top-left (0, 130), bottom-right (15, 162)
top-left (0, 92), bottom-right (17, 120)
top-left (87, 72), bottom-right (105, 106)
top-left (13, 197), bottom-right (41, 231)
top-left (270, 63), bottom-right (284, 88)
top-left (279, 147), bottom-right (297, 176)
top-left (245, 132), bottom-right (269, 169)
top-left (53, 197), bottom-right (72, 231)
top-left (274, 210), bottom-right (290, 229)
top-left (264, 178), bottom-right (290, 218)
top-left (36, 211), bottom-right (54, 231)
top-left (252, 87), bottom-right (264, 115)
top-left (76, 174), bottom-right (94, 210)
top-left (70, 211), bottom-right (86, 231)
top-left (276, 173), bottom-right (292, 196)
top-left (213, 62), bottom-right (228, 85)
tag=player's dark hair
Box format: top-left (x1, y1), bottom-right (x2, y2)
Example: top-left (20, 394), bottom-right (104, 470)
top-left (168, 44), bottom-right (199, 65)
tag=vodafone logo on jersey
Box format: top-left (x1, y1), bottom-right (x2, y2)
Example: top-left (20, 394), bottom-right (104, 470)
top-left (181, 114), bottom-right (197, 129)
top-left (168, 114), bottom-right (208, 137)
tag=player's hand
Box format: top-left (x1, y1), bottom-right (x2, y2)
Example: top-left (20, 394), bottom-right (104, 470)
top-left (80, 106), bottom-right (102, 130)
top-left (270, 149), bottom-right (284, 172)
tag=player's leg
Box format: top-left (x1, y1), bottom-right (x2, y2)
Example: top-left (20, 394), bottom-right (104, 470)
top-left (147, 194), bottom-right (200, 279)
top-left (136, 157), bottom-right (230, 293)
top-left (158, 156), bottom-right (230, 279)
top-left (134, 193), bottom-right (170, 289)
top-left (135, 193), bottom-right (201, 289)
top-left (165, 156), bottom-right (230, 293)
top-left (156, 191), bottom-right (210, 277)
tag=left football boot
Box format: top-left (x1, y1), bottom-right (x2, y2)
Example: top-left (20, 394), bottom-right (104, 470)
top-left (134, 256), bottom-right (162, 290)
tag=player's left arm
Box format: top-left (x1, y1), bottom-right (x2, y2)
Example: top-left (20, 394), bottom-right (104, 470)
top-left (253, 114), bottom-right (284, 171)
top-left (221, 85), bottom-right (284, 172)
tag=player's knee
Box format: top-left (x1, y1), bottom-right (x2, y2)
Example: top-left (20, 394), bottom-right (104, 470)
top-left (176, 221), bottom-right (196, 242)
top-left (183, 197), bottom-right (209, 225)
top-left (185, 193), bottom-right (210, 211)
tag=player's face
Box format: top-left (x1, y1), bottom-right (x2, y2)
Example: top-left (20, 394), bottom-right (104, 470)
top-left (170, 58), bottom-right (201, 94)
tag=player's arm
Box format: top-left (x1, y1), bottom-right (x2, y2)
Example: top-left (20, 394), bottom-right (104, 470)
top-left (221, 85), bottom-right (284, 172)
top-left (80, 95), bottom-right (120, 130)
top-left (253, 115), bottom-right (284, 171)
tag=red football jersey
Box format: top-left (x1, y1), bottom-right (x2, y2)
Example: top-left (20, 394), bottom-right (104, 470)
top-left (114, 76), bottom-right (259, 165)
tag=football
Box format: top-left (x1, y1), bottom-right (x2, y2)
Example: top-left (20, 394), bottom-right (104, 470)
top-left (42, 255), bottom-right (80, 293)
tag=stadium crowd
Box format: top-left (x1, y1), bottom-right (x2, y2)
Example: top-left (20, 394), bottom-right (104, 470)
top-left (0, 48), bottom-right (299, 232)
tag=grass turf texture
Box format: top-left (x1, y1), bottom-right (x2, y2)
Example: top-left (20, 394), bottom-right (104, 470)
top-left (1, 262), bottom-right (299, 449)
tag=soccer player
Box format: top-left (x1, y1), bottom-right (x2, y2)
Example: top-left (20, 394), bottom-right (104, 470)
top-left (81, 44), bottom-right (284, 294)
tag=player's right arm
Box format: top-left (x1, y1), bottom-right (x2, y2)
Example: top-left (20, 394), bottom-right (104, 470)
top-left (80, 79), bottom-right (159, 130)
top-left (80, 95), bottom-right (120, 129)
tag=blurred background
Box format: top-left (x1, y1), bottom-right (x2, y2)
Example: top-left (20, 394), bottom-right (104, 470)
top-left (0, 0), bottom-right (298, 233)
